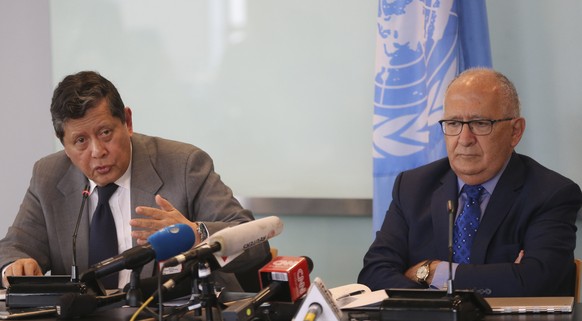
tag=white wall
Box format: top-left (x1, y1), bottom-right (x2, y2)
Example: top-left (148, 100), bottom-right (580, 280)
top-left (488, 1), bottom-right (582, 187)
top-left (48, 0), bottom-right (376, 200)
top-left (0, 0), bottom-right (54, 238)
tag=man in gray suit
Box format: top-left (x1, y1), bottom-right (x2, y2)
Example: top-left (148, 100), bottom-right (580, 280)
top-left (0, 71), bottom-right (270, 292)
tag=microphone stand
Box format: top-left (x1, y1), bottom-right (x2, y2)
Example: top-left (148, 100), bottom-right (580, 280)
top-left (163, 262), bottom-right (203, 320)
top-left (161, 259), bottom-right (220, 321)
top-left (126, 266), bottom-right (144, 307)
top-left (188, 263), bottom-right (202, 315)
top-left (71, 184), bottom-right (90, 283)
top-left (198, 260), bottom-right (219, 321)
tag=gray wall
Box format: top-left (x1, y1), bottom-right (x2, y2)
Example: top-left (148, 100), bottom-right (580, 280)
top-left (0, 0), bottom-right (54, 237)
top-left (0, 0), bottom-right (581, 288)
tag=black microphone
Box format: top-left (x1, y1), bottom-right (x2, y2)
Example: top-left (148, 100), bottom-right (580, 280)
top-left (447, 199), bottom-right (455, 296)
top-left (71, 184), bottom-right (90, 283)
top-left (56, 292), bottom-right (127, 319)
top-left (222, 256), bottom-right (313, 321)
top-left (79, 224), bottom-right (196, 290)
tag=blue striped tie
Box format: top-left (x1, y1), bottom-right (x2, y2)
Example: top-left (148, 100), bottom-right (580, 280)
top-left (453, 185), bottom-right (485, 264)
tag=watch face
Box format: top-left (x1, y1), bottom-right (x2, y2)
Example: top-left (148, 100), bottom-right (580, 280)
top-left (416, 265), bottom-right (429, 280)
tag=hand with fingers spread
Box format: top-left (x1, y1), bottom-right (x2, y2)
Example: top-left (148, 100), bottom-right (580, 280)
top-left (131, 195), bottom-right (199, 245)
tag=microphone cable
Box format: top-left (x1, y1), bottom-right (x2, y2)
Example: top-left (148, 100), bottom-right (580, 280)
top-left (158, 264), bottom-right (163, 321)
top-left (130, 295), bottom-right (155, 321)
top-left (131, 267), bottom-right (163, 321)
top-left (129, 266), bottom-right (165, 321)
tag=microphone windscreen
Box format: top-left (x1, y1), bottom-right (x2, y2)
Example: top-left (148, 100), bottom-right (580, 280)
top-left (148, 223), bottom-right (196, 261)
top-left (211, 216), bottom-right (284, 257)
top-left (303, 256), bottom-right (314, 273)
top-left (57, 293), bottom-right (98, 319)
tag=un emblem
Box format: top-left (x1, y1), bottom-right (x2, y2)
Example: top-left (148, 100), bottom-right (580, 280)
top-left (373, 0), bottom-right (457, 160)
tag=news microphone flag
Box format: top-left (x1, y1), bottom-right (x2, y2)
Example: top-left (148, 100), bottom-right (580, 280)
top-left (372, 0), bottom-right (492, 230)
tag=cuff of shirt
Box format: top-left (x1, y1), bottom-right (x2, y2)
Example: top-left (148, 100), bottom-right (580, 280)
top-left (430, 261), bottom-right (459, 290)
top-left (1, 263), bottom-right (12, 288)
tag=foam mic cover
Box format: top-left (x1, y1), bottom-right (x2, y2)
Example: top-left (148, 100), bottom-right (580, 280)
top-left (210, 216), bottom-right (284, 257)
top-left (164, 216), bottom-right (283, 268)
top-left (148, 223), bottom-right (196, 261)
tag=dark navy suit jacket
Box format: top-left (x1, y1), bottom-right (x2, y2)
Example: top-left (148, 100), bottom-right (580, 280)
top-left (358, 153), bottom-right (582, 297)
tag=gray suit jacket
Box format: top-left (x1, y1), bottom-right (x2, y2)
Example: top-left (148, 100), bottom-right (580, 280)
top-left (0, 133), bottom-right (269, 291)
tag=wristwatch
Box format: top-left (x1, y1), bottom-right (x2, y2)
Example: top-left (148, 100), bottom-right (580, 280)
top-left (415, 260), bottom-right (433, 287)
top-left (197, 222), bottom-right (209, 242)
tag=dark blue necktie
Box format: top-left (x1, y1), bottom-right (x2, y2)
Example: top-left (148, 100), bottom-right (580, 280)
top-left (89, 183), bottom-right (119, 289)
top-left (453, 184), bottom-right (485, 264)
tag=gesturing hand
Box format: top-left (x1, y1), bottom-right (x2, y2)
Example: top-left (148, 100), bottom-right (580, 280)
top-left (131, 195), bottom-right (198, 245)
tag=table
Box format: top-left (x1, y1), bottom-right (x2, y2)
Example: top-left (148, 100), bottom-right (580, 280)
top-left (2, 302), bottom-right (582, 321)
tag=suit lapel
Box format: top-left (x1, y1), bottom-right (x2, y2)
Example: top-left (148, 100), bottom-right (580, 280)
top-left (130, 134), bottom-right (163, 220)
top-left (129, 134), bottom-right (163, 277)
top-left (471, 154), bottom-right (525, 264)
top-left (56, 161), bottom-right (90, 271)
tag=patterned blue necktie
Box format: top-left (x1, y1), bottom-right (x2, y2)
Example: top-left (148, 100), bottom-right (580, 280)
top-left (453, 184), bottom-right (485, 264)
top-left (89, 183), bottom-right (119, 289)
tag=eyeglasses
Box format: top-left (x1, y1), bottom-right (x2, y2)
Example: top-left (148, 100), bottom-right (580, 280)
top-left (438, 118), bottom-right (514, 136)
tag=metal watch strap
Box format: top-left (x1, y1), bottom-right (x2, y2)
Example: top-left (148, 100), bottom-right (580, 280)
top-left (417, 259), bottom-right (433, 287)
top-left (197, 222), bottom-right (209, 242)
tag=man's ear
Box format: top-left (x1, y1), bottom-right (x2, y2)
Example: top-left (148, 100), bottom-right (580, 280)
top-left (124, 107), bottom-right (134, 135)
top-left (510, 117), bottom-right (526, 148)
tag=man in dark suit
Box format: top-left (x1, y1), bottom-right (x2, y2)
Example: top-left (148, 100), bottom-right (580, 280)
top-left (0, 71), bottom-right (270, 291)
top-left (358, 68), bottom-right (582, 297)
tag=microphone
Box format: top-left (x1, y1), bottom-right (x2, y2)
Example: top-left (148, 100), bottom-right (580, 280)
top-left (163, 216), bottom-right (283, 268)
top-left (303, 303), bottom-right (322, 321)
top-left (258, 256), bottom-right (313, 302)
top-left (222, 256), bottom-right (313, 321)
top-left (71, 184), bottom-right (90, 283)
top-left (293, 277), bottom-right (342, 321)
top-left (447, 200), bottom-right (455, 295)
top-left (56, 292), bottom-right (127, 319)
top-left (80, 223), bottom-right (196, 285)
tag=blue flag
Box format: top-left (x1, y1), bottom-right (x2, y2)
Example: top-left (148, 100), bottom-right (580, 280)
top-left (372, 0), bottom-right (492, 231)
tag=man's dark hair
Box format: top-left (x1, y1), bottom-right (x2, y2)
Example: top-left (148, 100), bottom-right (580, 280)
top-left (50, 71), bottom-right (126, 143)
